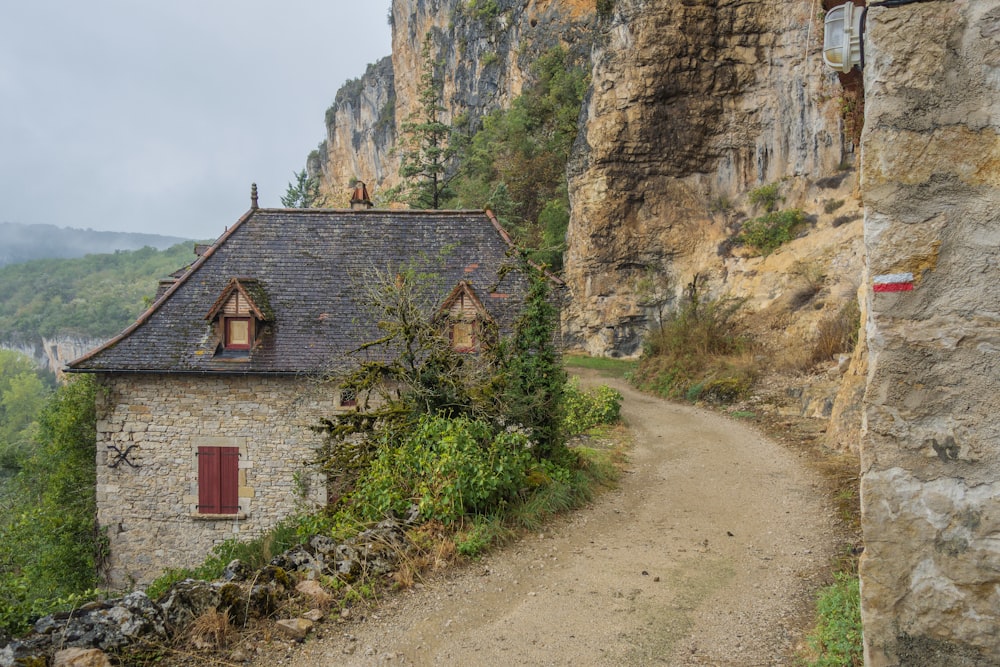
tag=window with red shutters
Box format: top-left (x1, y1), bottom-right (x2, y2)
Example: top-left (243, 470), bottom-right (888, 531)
top-left (197, 446), bottom-right (240, 514)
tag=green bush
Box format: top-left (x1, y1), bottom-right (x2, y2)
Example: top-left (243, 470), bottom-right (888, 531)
top-left (351, 415), bottom-right (533, 524)
top-left (737, 209), bottom-right (806, 255)
top-left (563, 380), bottom-right (622, 436)
top-left (805, 571), bottom-right (863, 666)
top-left (748, 182), bottom-right (782, 212)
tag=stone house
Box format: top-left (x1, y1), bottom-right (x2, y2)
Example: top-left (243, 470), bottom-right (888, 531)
top-left (67, 196), bottom-right (532, 588)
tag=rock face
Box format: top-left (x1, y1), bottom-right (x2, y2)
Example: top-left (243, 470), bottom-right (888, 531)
top-left (314, 0), bottom-right (596, 199)
top-left (1, 336), bottom-right (106, 379)
top-left (564, 0), bottom-right (850, 357)
top-left (859, 1), bottom-right (1000, 664)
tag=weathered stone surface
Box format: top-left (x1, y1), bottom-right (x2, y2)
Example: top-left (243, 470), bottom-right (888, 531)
top-left (315, 0), bottom-right (596, 198)
top-left (274, 618), bottom-right (314, 642)
top-left (53, 647), bottom-right (113, 667)
top-left (295, 580), bottom-right (333, 607)
top-left (563, 0), bottom-right (851, 357)
top-left (860, 1), bottom-right (1000, 664)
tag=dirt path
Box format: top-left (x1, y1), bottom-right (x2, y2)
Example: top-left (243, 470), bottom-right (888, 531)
top-left (256, 378), bottom-right (838, 666)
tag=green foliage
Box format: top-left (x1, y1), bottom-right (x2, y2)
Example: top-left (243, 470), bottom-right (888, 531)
top-left (145, 517), bottom-right (302, 600)
top-left (562, 380), bottom-right (622, 437)
top-left (737, 209), bottom-right (807, 255)
top-left (490, 262), bottom-right (568, 458)
top-left (632, 275), bottom-right (754, 402)
top-left (0, 376), bottom-right (103, 637)
top-left (281, 169), bottom-right (321, 208)
top-left (805, 572), bottom-right (863, 666)
top-left (449, 46), bottom-right (588, 270)
top-left (351, 415), bottom-right (533, 524)
top-left (597, 0), bottom-right (617, 19)
top-left (748, 182), bottom-right (782, 212)
top-left (0, 242), bottom-right (199, 339)
top-left (0, 350), bottom-right (53, 470)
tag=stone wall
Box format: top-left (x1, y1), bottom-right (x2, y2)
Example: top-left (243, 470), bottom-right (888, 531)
top-left (860, 1), bottom-right (1000, 664)
top-left (95, 374), bottom-right (339, 589)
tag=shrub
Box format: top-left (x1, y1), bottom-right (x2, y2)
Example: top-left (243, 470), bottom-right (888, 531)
top-left (811, 299), bottom-right (861, 366)
top-left (351, 415), bottom-right (533, 524)
top-left (824, 199), bottom-right (845, 214)
top-left (737, 209), bottom-right (806, 255)
top-left (632, 276), bottom-right (754, 402)
top-left (562, 380), bottom-right (622, 436)
top-left (748, 182), bottom-right (782, 212)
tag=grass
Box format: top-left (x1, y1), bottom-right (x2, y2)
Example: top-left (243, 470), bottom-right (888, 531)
top-left (803, 571), bottom-right (863, 666)
top-left (564, 354), bottom-right (637, 378)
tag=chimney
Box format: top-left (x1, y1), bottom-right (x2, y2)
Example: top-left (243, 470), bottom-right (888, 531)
top-left (350, 181), bottom-right (374, 210)
top-left (251, 183), bottom-right (259, 210)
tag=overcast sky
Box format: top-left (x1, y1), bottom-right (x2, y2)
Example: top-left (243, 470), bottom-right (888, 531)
top-left (0, 1), bottom-right (392, 240)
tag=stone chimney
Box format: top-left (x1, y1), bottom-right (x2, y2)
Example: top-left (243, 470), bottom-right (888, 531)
top-left (350, 182), bottom-right (373, 210)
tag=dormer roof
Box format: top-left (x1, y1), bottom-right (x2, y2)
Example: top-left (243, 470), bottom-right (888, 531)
top-left (205, 277), bottom-right (273, 322)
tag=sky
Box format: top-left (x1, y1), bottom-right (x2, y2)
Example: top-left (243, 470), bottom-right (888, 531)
top-left (0, 1), bottom-right (392, 241)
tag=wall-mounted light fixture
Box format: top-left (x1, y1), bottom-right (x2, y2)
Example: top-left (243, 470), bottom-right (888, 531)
top-left (823, 2), bottom-right (865, 72)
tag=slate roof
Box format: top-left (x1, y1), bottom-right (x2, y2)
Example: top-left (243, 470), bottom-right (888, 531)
top-left (68, 208), bottom-right (534, 375)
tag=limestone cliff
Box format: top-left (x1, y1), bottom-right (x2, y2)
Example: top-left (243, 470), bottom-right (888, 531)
top-left (1, 336), bottom-right (106, 380)
top-left (564, 0), bottom-right (853, 357)
top-left (313, 0), bottom-right (596, 199)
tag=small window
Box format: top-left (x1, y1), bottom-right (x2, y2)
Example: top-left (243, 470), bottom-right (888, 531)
top-left (450, 321), bottom-right (476, 352)
top-left (339, 388), bottom-right (357, 407)
top-left (198, 446), bottom-right (239, 514)
top-left (225, 317), bottom-right (252, 350)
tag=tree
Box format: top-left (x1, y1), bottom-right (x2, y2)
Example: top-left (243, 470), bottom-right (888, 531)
top-left (281, 169), bottom-right (321, 208)
top-left (489, 258), bottom-right (567, 459)
top-left (398, 34), bottom-right (456, 209)
top-left (0, 376), bottom-right (101, 636)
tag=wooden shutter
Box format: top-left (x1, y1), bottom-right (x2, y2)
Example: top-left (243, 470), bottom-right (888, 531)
top-left (198, 446), bottom-right (240, 514)
top-left (220, 448), bottom-right (240, 513)
top-left (198, 446), bottom-right (221, 513)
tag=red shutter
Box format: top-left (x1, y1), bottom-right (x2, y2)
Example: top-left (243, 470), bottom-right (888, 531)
top-left (198, 447), bottom-right (221, 513)
top-left (198, 446), bottom-right (240, 514)
top-left (220, 447), bottom-right (240, 513)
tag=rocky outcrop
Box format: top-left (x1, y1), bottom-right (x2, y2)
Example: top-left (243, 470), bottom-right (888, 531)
top-left (564, 0), bottom-right (851, 357)
top-left (859, 1), bottom-right (1000, 664)
top-left (1, 336), bottom-right (106, 379)
top-left (313, 0), bottom-right (596, 199)
top-left (0, 516), bottom-right (416, 665)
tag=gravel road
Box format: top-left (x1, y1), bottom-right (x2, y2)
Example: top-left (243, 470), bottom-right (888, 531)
top-left (254, 376), bottom-right (838, 666)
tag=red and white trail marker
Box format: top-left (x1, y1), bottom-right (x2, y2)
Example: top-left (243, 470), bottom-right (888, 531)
top-left (873, 272), bottom-right (914, 293)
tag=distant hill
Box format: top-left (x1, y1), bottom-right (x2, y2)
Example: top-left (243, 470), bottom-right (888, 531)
top-left (0, 222), bottom-right (189, 268)
top-left (0, 242), bottom-right (201, 342)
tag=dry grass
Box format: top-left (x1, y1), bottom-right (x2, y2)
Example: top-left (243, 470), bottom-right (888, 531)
top-left (811, 301), bottom-right (861, 366)
top-left (187, 609), bottom-right (235, 651)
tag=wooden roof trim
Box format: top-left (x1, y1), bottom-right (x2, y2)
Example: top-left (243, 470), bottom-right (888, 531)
top-left (204, 278), bottom-right (270, 321)
top-left (438, 281), bottom-right (492, 321)
top-left (67, 207), bottom-right (259, 368)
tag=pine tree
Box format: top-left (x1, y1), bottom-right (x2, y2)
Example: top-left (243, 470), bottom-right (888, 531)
top-left (398, 34), bottom-right (455, 209)
top-left (281, 169), bottom-right (320, 208)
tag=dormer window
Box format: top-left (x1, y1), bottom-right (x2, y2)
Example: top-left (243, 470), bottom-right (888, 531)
top-left (206, 278), bottom-right (273, 357)
top-left (438, 281), bottom-right (492, 353)
top-left (225, 317), bottom-right (252, 350)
